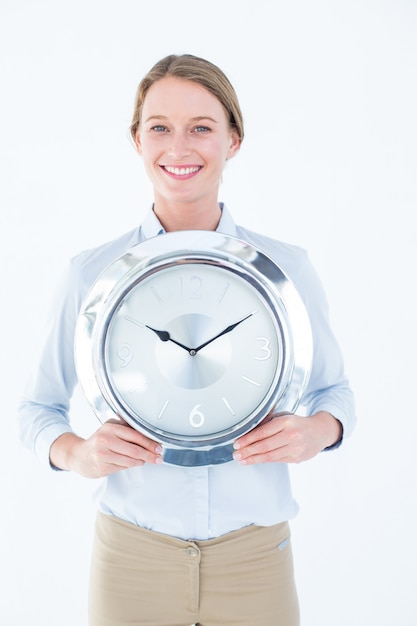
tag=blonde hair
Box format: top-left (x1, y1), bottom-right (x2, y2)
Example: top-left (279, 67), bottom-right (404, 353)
top-left (130, 54), bottom-right (244, 142)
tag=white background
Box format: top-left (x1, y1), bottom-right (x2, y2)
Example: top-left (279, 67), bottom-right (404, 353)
top-left (1, 1), bottom-right (416, 624)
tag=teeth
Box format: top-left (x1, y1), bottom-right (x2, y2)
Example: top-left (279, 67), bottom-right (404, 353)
top-left (164, 166), bottom-right (200, 176)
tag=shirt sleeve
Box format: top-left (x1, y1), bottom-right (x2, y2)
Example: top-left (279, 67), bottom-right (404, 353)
top-left (294, 251), bottom-right (356, 444)
top-left (17, 258), bottom-right (85, 468)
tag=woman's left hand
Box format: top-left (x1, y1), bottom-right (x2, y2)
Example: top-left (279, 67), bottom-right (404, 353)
top-left (232, 411), bottom-right (342, 465)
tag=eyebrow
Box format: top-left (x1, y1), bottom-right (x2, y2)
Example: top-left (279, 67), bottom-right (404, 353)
top-left (144, 115), bottom-right (219, 124)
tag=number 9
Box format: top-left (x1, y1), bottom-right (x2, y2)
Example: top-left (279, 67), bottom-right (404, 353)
top-left (117, 343), bottom-right (133, 367)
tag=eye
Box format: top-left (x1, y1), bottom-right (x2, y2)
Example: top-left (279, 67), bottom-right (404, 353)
top-left (151, 125), bottom-right (169, 132)
top-left (193, 126), bottom-right (211, 133)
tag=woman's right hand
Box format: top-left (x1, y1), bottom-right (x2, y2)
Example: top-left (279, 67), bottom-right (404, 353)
top-left (49, 420), bottom-right (163, 478)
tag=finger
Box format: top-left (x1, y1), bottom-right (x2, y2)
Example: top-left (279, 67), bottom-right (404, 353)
top-left (96, 443), bottom-right (162, 472)
top-left (107, 438), bottom-right (156, 461)
top-left (108, 436), bottom-right (164, 467)
top-left (94, 426), bottom-right (163, 469)
top-left (98, 457), bottom-right (146, 474)
top-left (233, 417), bottom-right (285, 450)
top-left (233, 442), bottom-right (290, 465)
top-left (117, 428), bottom-right (162, 454)
top-left (103, 421), bottom-right (162, 455)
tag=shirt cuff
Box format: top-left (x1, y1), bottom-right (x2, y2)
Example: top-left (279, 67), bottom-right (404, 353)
top-left (34, 424), bottom-right (74, 470)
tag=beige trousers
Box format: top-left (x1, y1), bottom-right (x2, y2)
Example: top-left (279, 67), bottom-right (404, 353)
top-left (88, 512), bottom-right (299, 626)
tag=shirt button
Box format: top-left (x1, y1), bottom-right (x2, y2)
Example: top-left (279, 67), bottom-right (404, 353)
top-left (186, 547), bottom-right (198, 558)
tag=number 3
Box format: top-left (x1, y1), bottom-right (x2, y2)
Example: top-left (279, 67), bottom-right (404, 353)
top-left (255, 337), bottom-right (271, 360)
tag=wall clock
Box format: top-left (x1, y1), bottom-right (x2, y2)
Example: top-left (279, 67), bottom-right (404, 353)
top-left (75, 230), bottom-right (312, 466)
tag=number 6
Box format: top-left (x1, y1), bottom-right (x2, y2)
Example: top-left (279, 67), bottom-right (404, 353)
top-left (189, 404), bottom-right (205, 428)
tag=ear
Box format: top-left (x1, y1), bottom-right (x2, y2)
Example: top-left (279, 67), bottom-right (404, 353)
top-left (134, 132), bottom-right (142, 155)
top-left (227, 131), bottom-right (241, 160)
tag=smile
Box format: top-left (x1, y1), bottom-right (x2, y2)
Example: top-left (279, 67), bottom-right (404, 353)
top-left (162, 165), bottom-right (202, 176)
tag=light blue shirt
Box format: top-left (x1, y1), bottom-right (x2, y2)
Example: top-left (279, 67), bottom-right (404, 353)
top-left (18, 205), bottom-right (356, 540)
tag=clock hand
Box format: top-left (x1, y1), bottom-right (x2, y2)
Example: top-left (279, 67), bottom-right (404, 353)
top-left (193, 312), bottom-right (255, 354)
top-left (145, 325), bottom-right (194, 354)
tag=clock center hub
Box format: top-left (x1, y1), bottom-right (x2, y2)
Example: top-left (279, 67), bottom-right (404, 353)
top-left (156, 313), bottom-right (232, 389)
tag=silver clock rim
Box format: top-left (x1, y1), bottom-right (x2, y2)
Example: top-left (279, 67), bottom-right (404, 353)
top-left (74, 230), bottom-right (313, 466)
top-left (101, 259), bottom-right (288, 444)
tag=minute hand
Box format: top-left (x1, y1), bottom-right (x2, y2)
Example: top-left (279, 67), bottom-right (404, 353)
top-left (193, 313), bottom-right (254, 354)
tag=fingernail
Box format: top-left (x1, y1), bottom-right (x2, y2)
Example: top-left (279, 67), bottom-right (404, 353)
top-left (155, 445), bottom-right (163, 454)
top-left (233, 452), bottom-right (241, 461)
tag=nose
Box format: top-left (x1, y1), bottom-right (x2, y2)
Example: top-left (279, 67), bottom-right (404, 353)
top-left (167, 131), bottom-right (191, 159)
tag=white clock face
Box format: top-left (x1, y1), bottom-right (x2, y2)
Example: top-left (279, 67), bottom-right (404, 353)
top-left (103, 262), bottom-right (283, 439)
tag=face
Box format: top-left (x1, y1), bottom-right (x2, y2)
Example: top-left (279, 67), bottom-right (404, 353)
top-left (135, 76), bottom-right (240, 216)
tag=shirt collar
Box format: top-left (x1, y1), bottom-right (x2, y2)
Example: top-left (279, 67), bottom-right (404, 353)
top-left (140, 207), bottom-right (166, 239)
top-left (140, 203), bottom-right (239, 241)
top-left (216, 203), bottom-right (238, 236)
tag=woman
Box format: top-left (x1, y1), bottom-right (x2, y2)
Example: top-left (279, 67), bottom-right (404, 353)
top-left (18, 54), bottom-right (356, 626)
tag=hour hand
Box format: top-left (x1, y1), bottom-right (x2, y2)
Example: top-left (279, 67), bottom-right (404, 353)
top-left (145, 325), bottom-right (193, 354)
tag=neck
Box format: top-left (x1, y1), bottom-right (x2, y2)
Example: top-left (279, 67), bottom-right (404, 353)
top-left (153, 200), bottom-right (222, 232)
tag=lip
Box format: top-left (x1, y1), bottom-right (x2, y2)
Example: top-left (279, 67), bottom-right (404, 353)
top-left (160, 165), bottom-right (202, 179)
